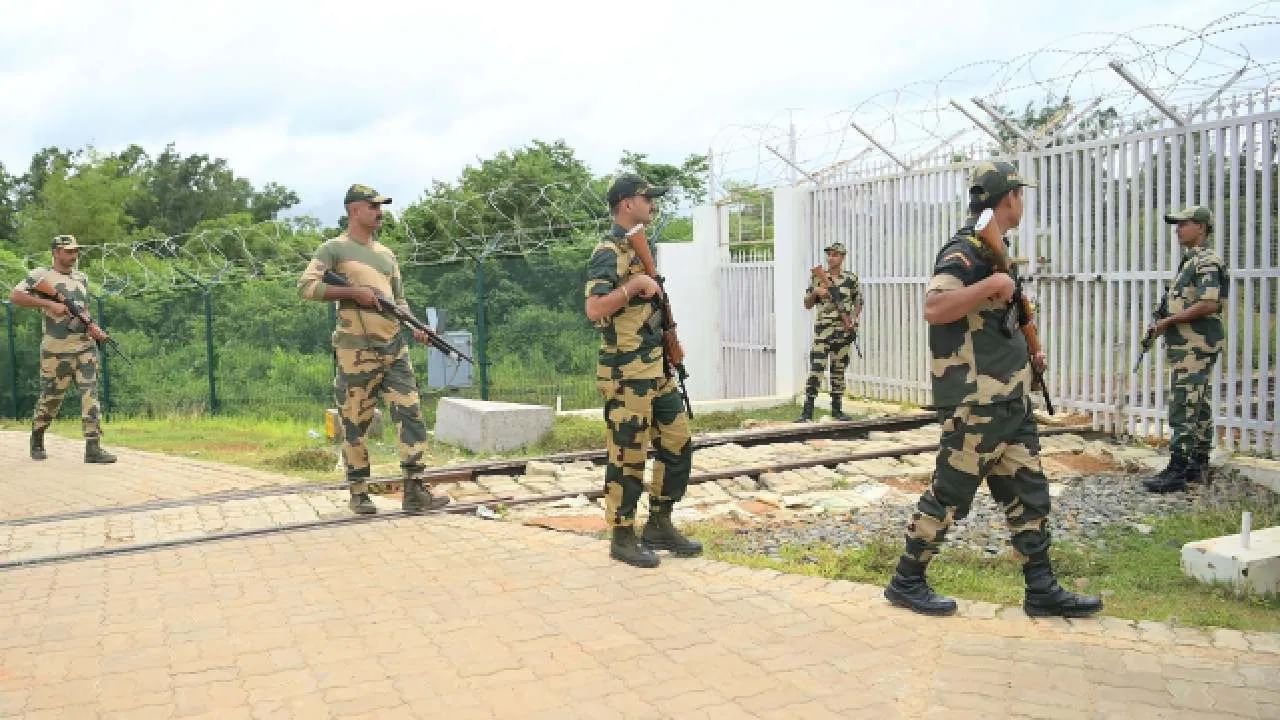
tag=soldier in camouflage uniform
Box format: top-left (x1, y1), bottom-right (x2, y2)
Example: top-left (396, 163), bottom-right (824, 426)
top-left (584, 173), bottom-right (701, 569)
top-left (9, 235), bottom-right (117, 463)
top-left (883, 162), bottom-right (1102, 618)
top-left (796, 242), bottom-right (862, 422)
top-left (1143, 206), bottom-right (1228, 493)
top-left (298, 184), bottom-right (448, 515)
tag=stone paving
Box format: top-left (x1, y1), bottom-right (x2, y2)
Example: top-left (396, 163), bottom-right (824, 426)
top-left (1, 430), bottom-right (1279, 718)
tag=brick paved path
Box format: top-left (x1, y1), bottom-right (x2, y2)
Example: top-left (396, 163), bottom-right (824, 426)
top-left (1, 431), bottom-right (1278, 719)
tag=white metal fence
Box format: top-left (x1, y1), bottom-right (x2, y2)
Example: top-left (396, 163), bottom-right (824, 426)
top-left (720, 245), bottom-right (776, 398)
top-left (807, 96), bottom-right (1279, 454)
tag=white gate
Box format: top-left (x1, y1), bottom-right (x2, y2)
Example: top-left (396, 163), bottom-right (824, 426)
top-left (720, 245), bottom-right (776, 398)
top-left (805, 96), bottom-right (1279, 454)
top-left (1026, 101), bottom-right (1279, 454)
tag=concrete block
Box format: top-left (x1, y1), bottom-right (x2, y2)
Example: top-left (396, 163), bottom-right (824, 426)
top-left (1182, 525), bottom-right (1280, 596)
top-left (1227, 456), bottom-right (1280, 494)
top-left (434, 398), bottom-right (553, 453)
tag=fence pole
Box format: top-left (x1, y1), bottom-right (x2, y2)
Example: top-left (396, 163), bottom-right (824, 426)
top-left (95, 295), bottom-right (112, 421)
top-left (204, 287), bottom-right (218, 414)
top-left (4, 302), bottom-right (17, 419)
top-left (475, 262), bottom-right (489, 400)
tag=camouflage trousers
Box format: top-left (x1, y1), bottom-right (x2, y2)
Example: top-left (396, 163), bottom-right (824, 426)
top-left (334, 340), bottom-right (429, 489)
top-left (1167, 349), bottom-right (1220, 459)
top-left (32, 348), bottom-right (102, 439)
top-left (902, 396), bottom-right (1051, 564)
top-left (804, 324), bottom-right (852, 398)
top-left (597, 376), bottom-right (692, 527)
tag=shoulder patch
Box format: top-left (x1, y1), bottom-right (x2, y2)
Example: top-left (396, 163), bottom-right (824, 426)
top-left (941, 252), bottom-right (972, 270)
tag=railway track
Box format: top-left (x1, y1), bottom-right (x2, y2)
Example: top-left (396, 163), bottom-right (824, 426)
top-left (0, 415), bottom-right (1088, 571)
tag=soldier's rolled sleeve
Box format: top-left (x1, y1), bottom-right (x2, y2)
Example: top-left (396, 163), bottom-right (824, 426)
top-left (926, 273), bottom-right (966, 293)
top-left (584, 247), bottom-right (619, 298)
top-left (13, 270), bottom-right (45, 295)
top-left (298, 243), bottom-right (338, 301)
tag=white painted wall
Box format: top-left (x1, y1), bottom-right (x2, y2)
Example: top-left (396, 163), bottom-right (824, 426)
top-left (658, 205), bottom-right (725, 401)
top-left (772, 186), bottom-right (812, 400)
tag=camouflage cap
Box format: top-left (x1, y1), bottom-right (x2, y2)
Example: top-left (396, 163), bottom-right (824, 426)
top-left (344, 183), bottom-right (392, 205)
top-left (823, 243), bottom-right (847, 254)
top-left (1164, 206), bottom-right (1212, 226)
top-left (606, 173), bottom-right (669, 209)
top-left (969, 161), bottom-right (1036, 204)
top-left (51, 234), bottom-right (82, 250)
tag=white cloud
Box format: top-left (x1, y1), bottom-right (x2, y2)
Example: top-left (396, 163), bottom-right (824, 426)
top-left (2, 0), bottom-right (1274, 220)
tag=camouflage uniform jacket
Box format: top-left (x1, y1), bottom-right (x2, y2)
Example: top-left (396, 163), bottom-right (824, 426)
top-left (583, 224), bottom-right (665, 381)
top-left (297, 233), bottom-right (409, 350)
top-left (805, 270), bottom-right (861, 327)
top-left (927, 221), bottom-right (1031, 407)
top-left (1163, 244), bottom-right (1228, 360)
top-left (14, 267), bottom-right (94, 354)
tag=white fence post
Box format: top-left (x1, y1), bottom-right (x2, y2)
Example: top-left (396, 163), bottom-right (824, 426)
top-left (661, 205), bottom-right (725, 401)
top-left (773, 186), bottom-right (812, 400)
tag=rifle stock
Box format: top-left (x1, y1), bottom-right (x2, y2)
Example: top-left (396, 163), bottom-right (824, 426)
top-left (972, 216), bottom-right (1054, 415)
top-left (625, 226), bottom-right (693, 418)
top-left (322, 270), bottom-right (475, 365)
top-left (810, 266), bottom-right (855, 333)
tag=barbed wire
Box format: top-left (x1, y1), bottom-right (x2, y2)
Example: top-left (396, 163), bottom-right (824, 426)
top-left (5, 5), bottom-right (1276, 293)
top-left (0, 181), bottom-right (651, 295)
top-left (709, 3), bottom-right (1280, 195)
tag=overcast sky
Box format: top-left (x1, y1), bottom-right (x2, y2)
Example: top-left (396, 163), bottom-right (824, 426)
top-left (2, 0), bottom-right (1272, 223)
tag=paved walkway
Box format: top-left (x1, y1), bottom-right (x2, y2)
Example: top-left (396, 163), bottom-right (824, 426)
top-left (1, 431), bottom-right (1278, 719)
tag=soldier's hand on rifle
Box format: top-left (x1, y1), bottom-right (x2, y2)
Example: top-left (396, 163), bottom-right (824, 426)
top-left (985, 273), bottom-right (1017, 303)
top-left (44, 300), bottom-right (69, 320)
top-left (412, 328), bottom-right (433, 345)
top-left (627, 275), bottom-right (661, 300)
top-left (1031, 351), bottom-right (1047, 374)
top-left (87, 324), bottom-right (109, 343)
top-left (349, 286), bottom-right (383, 310)
top-left (814, 286), bottom-right (829, 298)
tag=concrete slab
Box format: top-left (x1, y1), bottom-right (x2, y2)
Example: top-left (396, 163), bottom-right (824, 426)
top-left (1182, 525), bottom-right (1280, 596)
top-left (433, 397), bottom-right (554, 453)
top-left (1228, 456), bottom-right (1280, 494)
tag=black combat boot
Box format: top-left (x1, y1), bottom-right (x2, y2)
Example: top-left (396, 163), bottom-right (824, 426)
top-left (1142, 452), bottom-right (1188, 493)
top-left (402, 477), bottom-right (450, 514)
top-left (1186, 451), bottom-right (1212, 485)
top-left (830, 394), bottom-right (852, 421)
top-left (641, 500), bottom-right (703, 557)
top-left (794, 396), bottom-right (816, 423)
top-left (1022, 552), bottom-right (1103, 618)
top-left (348, 470), bottom-right (376, 515)
top-left (883, 556), bottom-right (958, 616)
top-left (84, 438), bottom-right (117, 464)
top-left (30, 428), bottom-right (47, 461)
top-left (611, 525), bottom-right (659, 568)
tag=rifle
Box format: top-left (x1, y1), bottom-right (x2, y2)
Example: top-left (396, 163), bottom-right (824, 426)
top-left (1131, 258), bottom-right (1188, 373)
top-left (322, 270), bottom-right (475, 365)
top-left (974, 209), bottom-right (1054, 415)
top-left (625, 225), bottom-right (694, 418)
top-left (1132, 293), bottom-right (1171, 373)
top-left (28, 277), bottom-right (132, 366)
top-left (811, 265), bottom-right (862, 358)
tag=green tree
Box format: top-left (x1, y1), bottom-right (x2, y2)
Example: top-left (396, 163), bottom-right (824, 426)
top-left (14, 149), bottom-right (142, 254)
top-left (125, 143), bottom-right (300, 236)
top-left (618, 150), bottom-right (710, 207)
top-left (0, 162), bottom-right (16, 242)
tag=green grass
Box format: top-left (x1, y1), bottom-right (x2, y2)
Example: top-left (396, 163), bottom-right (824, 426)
top-left (0, 400), bottom-right (835, 477)
top-left (686, 500), bottom-right (1280, 632)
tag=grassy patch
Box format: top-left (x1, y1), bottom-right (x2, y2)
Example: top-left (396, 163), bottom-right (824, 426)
top-left (686, 499), bottom-right (1280, 632)
top-left (0, 400), bottom-right (829, 476)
